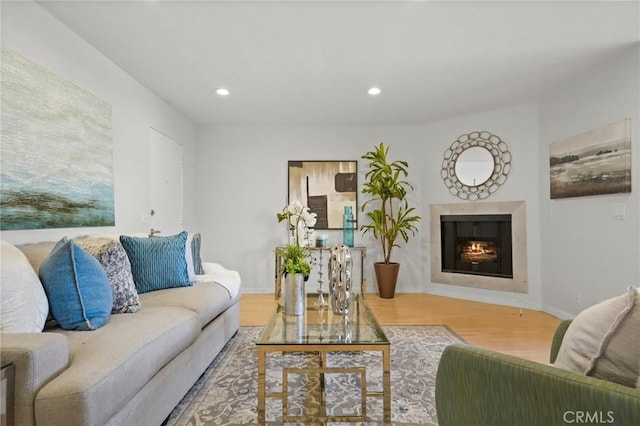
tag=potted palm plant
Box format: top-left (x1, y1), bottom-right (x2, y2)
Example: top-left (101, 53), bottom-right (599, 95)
top-left (360, 142), bottom-right (421, 298)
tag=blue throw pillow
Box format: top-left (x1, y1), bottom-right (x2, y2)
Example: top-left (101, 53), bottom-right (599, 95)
top-left (39, 239), bottom-right (113, 331)
top-left (119, 231), bottom-right (191, 293)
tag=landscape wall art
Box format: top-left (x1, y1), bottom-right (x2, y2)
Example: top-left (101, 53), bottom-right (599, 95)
top-left (549, 119), bottom-right (631, 199)
top-left (1, 47), bottom-right (115, 230)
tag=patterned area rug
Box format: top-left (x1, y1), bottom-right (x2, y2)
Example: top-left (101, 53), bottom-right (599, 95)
top-left (165, 325), bottom-right (464, 425)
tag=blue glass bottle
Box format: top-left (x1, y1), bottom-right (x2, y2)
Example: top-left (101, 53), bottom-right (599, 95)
top-left (343, 206), bottom-right (354, 247)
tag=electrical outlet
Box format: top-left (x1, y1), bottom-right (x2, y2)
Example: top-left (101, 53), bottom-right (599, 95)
top-left (613, 203), bottom-right (626, 220)
top-left (573, 290), bottom-right (581, 305)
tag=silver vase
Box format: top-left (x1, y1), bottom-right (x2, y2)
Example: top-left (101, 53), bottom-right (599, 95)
top-left (329, 244), bottom-right (352, 315)
top-left (283, 313), bottom-right (305, 343)
top-left (284, 273), bottom-right (305, 316)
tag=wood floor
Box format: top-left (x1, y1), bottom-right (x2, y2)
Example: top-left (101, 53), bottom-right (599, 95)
top-left (240, 293), bottom-right (561, 365)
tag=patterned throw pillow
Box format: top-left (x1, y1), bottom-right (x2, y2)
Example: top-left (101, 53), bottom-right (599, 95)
top-left (119, 231), bottom-right (191, 294)
top-left (39, 239), bottom-right (112, 331)
top-left (75, 238), bottom-right (141, 314)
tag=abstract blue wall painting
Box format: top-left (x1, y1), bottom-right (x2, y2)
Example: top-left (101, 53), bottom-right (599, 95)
top-left (1, 47), bottom-right (115, 230)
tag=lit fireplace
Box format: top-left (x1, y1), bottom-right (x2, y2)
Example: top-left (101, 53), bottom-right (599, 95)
top-left (431, 201), bottom-right (528, 294)
top-left (441, 214), bottom-right (513, 278)
top-left (460, 240), bottom-right (498, 263)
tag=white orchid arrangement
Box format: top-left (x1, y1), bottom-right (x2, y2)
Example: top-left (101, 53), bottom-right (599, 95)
top-left (277, 200), bottom-right (317, 248)
top-left (276, 201), bottom-right (317, 278)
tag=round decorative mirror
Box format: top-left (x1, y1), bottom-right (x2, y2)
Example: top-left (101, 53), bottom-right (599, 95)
top-left (454, 146), bottom-right (494, 186)
top-left (441, 131), bottom-right (511, 201)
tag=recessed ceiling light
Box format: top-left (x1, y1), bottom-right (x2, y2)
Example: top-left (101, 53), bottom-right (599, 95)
top-left (216, 88), bottom-right (230, 96)
top-left (368, 87), bottom-right (381, 96)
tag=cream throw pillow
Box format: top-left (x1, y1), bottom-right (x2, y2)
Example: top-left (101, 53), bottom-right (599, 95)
top-left (554, 287), bottom-right (640, 388)
top-left (0, 240), bottom-right (49, 332)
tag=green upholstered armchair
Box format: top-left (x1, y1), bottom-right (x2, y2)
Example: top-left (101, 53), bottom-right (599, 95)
top-left (435, 320), bottom-right (640, 426)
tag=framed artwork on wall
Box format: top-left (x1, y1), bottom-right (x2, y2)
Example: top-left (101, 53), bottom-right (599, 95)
top-left (549, 118), bottom-right (631, 199)
top-left (0, 47), bottom-right (115, 230)
top-left (288, 160), bottom-right (358, 230)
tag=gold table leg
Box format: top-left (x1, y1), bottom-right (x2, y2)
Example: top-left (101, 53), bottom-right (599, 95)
top-left (257, 348), bottom-right (266, 423)
top-left (274, 252), bottom-right (282, 299)
top-left (383, 345), bottom-right (391, 424)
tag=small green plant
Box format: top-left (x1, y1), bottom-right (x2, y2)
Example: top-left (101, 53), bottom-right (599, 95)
top-left (361, 142), bottom-right (421, 264)
top-left (276, 243), bottom-right (311, 277)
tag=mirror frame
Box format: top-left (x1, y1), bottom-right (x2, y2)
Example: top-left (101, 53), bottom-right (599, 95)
top-left (441, 131), bottom-right (511, 201)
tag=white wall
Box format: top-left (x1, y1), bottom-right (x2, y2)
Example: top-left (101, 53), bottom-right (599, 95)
top-left (196, 106), bottom-right (543, 306)
top-left (5, 2), bottom-right (636, 318)
top-left (0, 1), bottom-right (198, 245)
top-left (420, 104), bottom-right (543, 310)
top-left (539, 45), bottom-right (640, 319)
top-left (195, 125), bottom-right (425, 294)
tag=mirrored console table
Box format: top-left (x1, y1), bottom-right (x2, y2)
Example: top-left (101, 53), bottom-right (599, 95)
top-left (274, 246), bottom-right (367, 299)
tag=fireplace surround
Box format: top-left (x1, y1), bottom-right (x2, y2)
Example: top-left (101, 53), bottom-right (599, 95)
top-left (430, 201), bottom-right (527, 293)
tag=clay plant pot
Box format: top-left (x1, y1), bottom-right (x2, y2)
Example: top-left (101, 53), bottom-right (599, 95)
top-left (374, 262), bottom-right (400, 299)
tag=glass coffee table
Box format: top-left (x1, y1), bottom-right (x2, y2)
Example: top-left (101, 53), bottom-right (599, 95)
top-left (256, 294), bottom-right (390, 424)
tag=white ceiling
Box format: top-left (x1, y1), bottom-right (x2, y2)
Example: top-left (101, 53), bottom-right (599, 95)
top-left (37, 0), bottom-right (640, 125)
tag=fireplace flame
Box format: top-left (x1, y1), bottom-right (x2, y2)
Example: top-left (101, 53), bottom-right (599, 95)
top-left (461, 241), bottom-right (498, 263)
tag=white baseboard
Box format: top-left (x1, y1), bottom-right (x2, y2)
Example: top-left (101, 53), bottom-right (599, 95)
top-left (241, 286), bottom-right (576, 320)
top-left (425, 286), bottom-right (543, 311)
top-left (241, 287), bottom-right (276, 295)
top-left (541, 304), bottom-right (575, 320)
top-left (242, 285), bottom-right (378, 295)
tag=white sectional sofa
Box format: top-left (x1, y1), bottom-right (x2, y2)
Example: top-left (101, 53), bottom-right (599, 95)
top-left (0, 236), bottom-right (241, 426)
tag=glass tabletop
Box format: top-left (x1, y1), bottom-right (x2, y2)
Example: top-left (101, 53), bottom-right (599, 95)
top-left (257, 294), bottom-right (388, 346)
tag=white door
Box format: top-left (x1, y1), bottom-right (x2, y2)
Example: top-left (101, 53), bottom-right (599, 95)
top-left (149, 128), bottom-right (183, 236)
